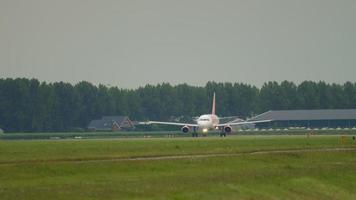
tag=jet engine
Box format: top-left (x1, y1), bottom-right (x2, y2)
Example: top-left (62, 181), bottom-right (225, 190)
top-left (224, 125), bottom-right (232, 133)
top-left (181, 126), bottom-right (190, 133)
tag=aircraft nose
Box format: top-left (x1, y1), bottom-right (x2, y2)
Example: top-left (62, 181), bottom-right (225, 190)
top-left (198, 121), bottom-right (209, 127)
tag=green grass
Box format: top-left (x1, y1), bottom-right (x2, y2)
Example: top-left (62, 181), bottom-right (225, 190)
top-left (1, 135), bottom-right (356, 199)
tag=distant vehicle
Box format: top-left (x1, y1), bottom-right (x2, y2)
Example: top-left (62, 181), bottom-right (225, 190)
top-left (142, 93), bottom-right (271, 137)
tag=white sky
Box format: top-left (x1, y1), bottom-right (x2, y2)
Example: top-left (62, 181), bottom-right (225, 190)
top-left (1, 0), bottom-right (356, 88)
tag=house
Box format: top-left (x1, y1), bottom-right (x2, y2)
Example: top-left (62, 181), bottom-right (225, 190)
top-left (87, 116), bottom-right (135, 131)
top-left (249, 109), bottom-right (356, 129)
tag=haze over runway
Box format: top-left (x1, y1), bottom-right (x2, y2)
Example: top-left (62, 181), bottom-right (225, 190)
top-left (1, 0), bottom-right (356, 88)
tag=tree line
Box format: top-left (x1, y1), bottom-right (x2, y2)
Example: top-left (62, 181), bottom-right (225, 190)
top-left (0, 78), bottom-right (355, 132)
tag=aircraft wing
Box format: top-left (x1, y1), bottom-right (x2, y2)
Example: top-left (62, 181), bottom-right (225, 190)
top-left (217, 116), bottom-right (239, 120)
top-left (142, 121), bottom-right (198, 127)
top-left (217, 119), bottom-right (272, 127)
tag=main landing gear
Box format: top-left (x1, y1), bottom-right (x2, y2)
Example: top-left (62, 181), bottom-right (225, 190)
top-left (220, 132), bottom-right (226, 137)
top-left (220, 127), bottom-right (227, 137)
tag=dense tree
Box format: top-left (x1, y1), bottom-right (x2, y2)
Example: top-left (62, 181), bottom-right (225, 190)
top-left (298, 81), bottom-right (320, 109)
top-left (0, 78), bottom-right (355, 132)
top-left (344, 82), bottom-right (356, 108)
top-left (74, 81), bottom-right (98, 128)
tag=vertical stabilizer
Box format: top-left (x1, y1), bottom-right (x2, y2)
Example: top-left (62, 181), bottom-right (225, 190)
top-left (211, 92), bottom-right (216, 115)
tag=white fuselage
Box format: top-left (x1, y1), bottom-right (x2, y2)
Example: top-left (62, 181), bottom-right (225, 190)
top-left (197, 114), bottom-right (219, 130)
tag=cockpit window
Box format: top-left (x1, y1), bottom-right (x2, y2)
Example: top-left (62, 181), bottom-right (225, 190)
top-left (199, 118), bottom-right (210, 121)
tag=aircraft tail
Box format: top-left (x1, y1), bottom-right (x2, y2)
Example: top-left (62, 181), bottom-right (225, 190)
top-left (211, 92), bottom-right (216, 115)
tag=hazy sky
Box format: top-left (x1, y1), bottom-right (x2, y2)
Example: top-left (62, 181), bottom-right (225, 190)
top-left (1, 0), bottom-right (355, 88)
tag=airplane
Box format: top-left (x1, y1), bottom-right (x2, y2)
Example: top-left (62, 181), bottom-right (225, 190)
top-left (143, 92), bottom-right (271, 137)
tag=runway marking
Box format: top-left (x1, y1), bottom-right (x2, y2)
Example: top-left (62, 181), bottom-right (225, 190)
top-left (0, 147), bottom-right (355, 165)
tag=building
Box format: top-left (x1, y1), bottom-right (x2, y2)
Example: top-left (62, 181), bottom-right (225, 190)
top-left (87, 116), bottom-right (135, 131)
top-left (249, 109), bottom-right (356, 129)
top-left (0, 128), bottom-right (3, 133)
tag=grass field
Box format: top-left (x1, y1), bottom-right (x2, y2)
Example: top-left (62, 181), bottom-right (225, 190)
top-left (1, 135), bottom-right (356, 199)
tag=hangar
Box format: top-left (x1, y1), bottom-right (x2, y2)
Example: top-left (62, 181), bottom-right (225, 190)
top-left (249, 109), bottom-right (356, 129)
